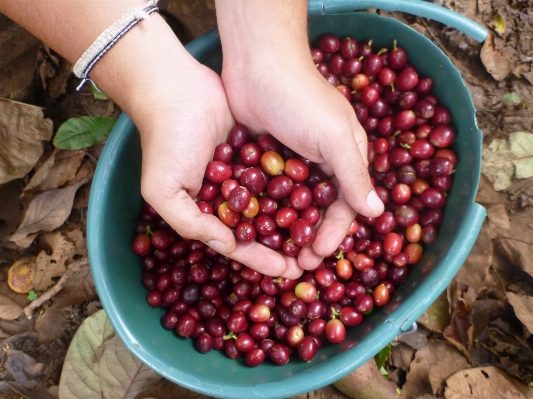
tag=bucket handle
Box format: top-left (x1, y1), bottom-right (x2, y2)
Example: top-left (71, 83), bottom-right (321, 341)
top-left (308, 0), bottom-right (488, 42)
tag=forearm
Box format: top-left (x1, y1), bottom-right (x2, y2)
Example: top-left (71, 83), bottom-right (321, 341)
top-left (0, 1), bottom-right (198, 120)
top-left (215, 0), bottom-right (312, 69)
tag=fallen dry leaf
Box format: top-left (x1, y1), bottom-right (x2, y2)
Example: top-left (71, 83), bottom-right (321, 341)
top-left (403, 340), bottom-right (468, 397)
top-left (8, 179), bottom-right (88, 243)
top-left (445, 366), bottom-right (533, 399)
top-left (135, 378), bottom-right (212, 399)
top-left (495, 209), bottom-right (533, 278)
top-left (38, 46), bottom-right (72, 99)
top-left (0, 179), bottom-right (24, 241)
top-left (506, 292), bottom-right (533, 335)
top-left (487, 203), bottom-right (511, 239)
top-left (99, 335), bottom-right (162, 398)
top-left (0, 293), bottom-right (24, 320)
top-left (480, 32), bottom-right (511, 81)
top-left (471, 299), bottom-right (511, 342)
top-left (25, 149), bottom-right (85, 193)
top-left (66, 157), bottom-right (95, 186)
top-left (61, 226), bottom-right (87, 257)
top-left (390, 342), bottom-right (416, 372)
top-left (34, 307), bottom-right (67, 344)
top-left (2, 348), bottom-right (43, 390)
top-left (7, 256), bottom-right (36, 294)
top-left (0, 99), bottom-right (53, 184)
top-left (51, 260), bottom-right (96, 309)
top-left (418, 290), bottom-right (451, 333)
top-left (289, 385), bottom-right (352, 399)
top-left (444, 299), bottom-right (474, 358)
top-left (59, 310), bottom-right (161, 399)
top-left (33, 232), bottom-right (76, 291)
top-left (0, 15), bottom-right (40, 97)
top-left (333, 357), bottom-right (399, 399)
top-left (454, 223), bottom-right (494, 305)
top-left (475, 174), bottom-right (507, 208)
top-left (482, 139), bottom-right (515, 191)
top-left (23, 145), bottom-right (56, 192)
top-left (0, 282), bottom-right (31, 309)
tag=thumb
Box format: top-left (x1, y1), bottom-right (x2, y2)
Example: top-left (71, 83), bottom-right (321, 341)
top-left (321, 125), bottom-right (384, 218)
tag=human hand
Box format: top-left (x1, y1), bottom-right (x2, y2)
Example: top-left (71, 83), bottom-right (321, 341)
top-left (216, 0), bottom-right (385, 270)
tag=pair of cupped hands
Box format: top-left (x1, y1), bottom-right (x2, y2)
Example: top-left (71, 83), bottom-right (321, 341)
top-left (129, 12), bottom-right (384, 281)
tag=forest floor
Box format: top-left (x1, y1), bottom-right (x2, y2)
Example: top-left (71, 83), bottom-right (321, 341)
top-left (0, 1), bottom-right (532, 398)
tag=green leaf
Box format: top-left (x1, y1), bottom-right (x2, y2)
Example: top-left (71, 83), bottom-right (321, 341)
top-left (53, 116), bottom-right (117, 149)
top-left (27, 290), bottom-right (38, 301)
top-left (503, 92), bottom-right (522, 105)
top-left (374, 343), bottom-right (391, 370)
top-left (91, 84), bottom-right (111, 101)
top-left (509, 132), bottom-right (533, 179)
top-left (379, 365), bottom-right (389, 378)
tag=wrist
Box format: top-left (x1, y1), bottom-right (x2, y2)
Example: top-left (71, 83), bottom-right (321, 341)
top-left (88, 14), bottom-right (202, 126)
top-left (216, 0), bottom-right (312, 73)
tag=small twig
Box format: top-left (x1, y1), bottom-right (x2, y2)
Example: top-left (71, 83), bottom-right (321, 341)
top-left (24, 258), bottom-right (88, 318)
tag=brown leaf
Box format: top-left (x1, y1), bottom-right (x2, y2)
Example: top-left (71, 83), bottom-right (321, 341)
top-left (471, 299), bottom-right (511, 342)
top-left (0, 179), bottom-right (24, 241)
top-left (506, 292), bottom-right (533, 334)
top-left (480, 32), bottom-right (511, 81)
top-left (390, 342), bottom-right (416, 371)
top-left (418, 290), bottom-right (451, 333)
top-left (475, 174), bottom-right (507, 208)
top-left (99, 335), bottom-right (162, 399)
top-left (0, 293), bottom-right (24, 320)
top-left (0, 283), bottom-right (30, 309)
top-left (61, 226), bottom-right (87, 257)
top-left (38, 46), bottom-right (72, 99)
top-left (0, 99), bottom-right (53, 184)
top-left (66, 157), bottom-right (95, 186)
top-left (33, 232), bottom-right (76, 291)
top-left (289, 385), bottom-right (352, 399)
top-left (487, 203), bottom-right (511, 239)
top-left (0, 15), bottom-right (40, 97)
top-left (135, 378), bottom-right (212, 399)
top-left (403, 340), bottom-right (468, 397)
top-left (8, 179), bottom-right (88, 243)
top-left (443, 299), bottom-right (474, 358)
top-left (34, 307), bottom-right (67, 344)
top-left (333, 357), bottom-right (400, 399)
top-left (445, 366), bottom-right (533, 399)
top-left (23, 145), bottom-right (56, 192)
top-left (495, 209), bottom-right (533, 278)
top-left (25, 149), bottom-right (85, 193)
top-left (72, 182), bottom-right (91, 209)
top-left (454, 223), bottom-right (494, 305)
top-left (51, 261), bottom-right (96, 309)
top-left (3, 348), bottom-right (43, 389)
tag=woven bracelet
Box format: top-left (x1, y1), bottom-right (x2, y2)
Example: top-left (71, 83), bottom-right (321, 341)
top-left (73, 0), bottom-right (159, 90)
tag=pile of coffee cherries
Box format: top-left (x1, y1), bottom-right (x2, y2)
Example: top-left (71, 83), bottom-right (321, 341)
top-left (131, 33), bottom-right (457, 367)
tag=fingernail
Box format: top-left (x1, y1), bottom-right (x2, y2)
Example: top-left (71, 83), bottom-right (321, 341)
top-left (207, 240), bottom-right (227, 254)
top-left (367, 190), bottom-right (384, 212)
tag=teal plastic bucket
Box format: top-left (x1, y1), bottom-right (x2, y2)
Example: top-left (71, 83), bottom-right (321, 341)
top-left (88, 2), bottom-right (487, 398)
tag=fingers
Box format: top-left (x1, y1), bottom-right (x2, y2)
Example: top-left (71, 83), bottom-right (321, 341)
top-left (320, 122), bottom-right (384, 219)
top-left (146, 186), bottom-right (305, 279)
top-left (312, 196), bottom-right (356, 257)
top-left (296, 196), bottom-right (356, 271)
top-left (223, 240), bottom-right (303, 279)
top-left (146, 188), bottom-right (237, 252)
